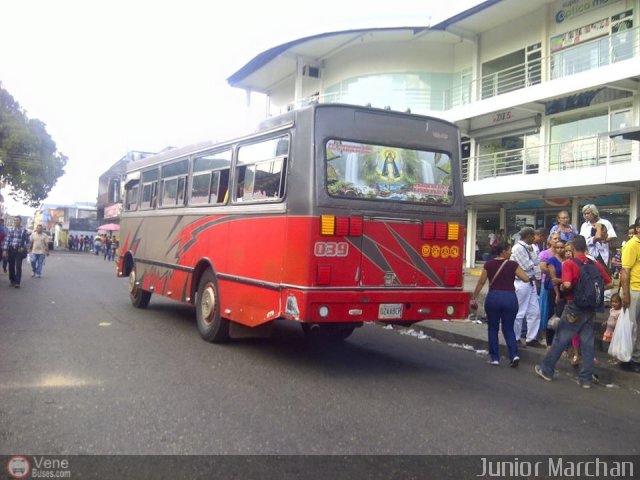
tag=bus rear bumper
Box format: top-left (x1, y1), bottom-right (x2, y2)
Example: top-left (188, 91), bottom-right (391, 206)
top-left (283, 288), bottom-right (470, 323)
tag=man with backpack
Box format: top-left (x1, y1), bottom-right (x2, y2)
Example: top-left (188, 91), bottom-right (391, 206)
top-left (535, 235), bottom-right (612, 388)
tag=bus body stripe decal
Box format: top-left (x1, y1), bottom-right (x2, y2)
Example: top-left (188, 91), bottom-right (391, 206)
top-left (387, 227), bottom-right (444, 287)
top-left (135, 258), bottom-right (194, 273)
top-left (359, 236), bottom-right (393, 272)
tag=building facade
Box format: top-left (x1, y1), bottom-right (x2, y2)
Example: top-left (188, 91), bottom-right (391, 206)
top-left (227, 0), bottom-right (640, 267)
top-left (96, 150), bottom-right (156, 224)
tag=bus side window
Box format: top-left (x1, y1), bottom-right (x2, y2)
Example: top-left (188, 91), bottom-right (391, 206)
top-left (217, 169), bottom-right (230, 203)
top-left (161, 159), bottom-right (189, 207)
top-left (125, 183), bottom-right (139, 211)
top-left (235, 135), bottom-right (288, 203)
top-left (191, 150), bottom-right (232, 206)
top-left (140, 169), bottom-right (159, 209)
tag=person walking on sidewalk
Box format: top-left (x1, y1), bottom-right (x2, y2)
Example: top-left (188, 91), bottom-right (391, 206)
top-left (29, 224), bottom-right (50, 278)
top-left (620, 216), bottom-right (640, 373)
top-left (535, 235), bottom-right (612, 388)
top-left (1, 216), bottom-right (30, 288)
top-left (0, 218), bottom-right (6, 274)
top-left (510, 227), bottom-right (542, 347)
top-left (471, 242), bottom-right (530, 367)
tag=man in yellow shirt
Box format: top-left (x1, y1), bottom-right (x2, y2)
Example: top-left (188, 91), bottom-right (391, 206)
top-left (620, 216), bottom-right (640, 372)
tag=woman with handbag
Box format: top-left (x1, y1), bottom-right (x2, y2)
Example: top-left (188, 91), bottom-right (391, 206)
top-left (471, 242), bottom-right (530, 367)
top-left (544, 239), bottom-right (566, 349)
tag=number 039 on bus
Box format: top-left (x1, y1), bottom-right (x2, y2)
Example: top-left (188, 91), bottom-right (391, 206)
top-left (116, 104), bottom-right (469, 343)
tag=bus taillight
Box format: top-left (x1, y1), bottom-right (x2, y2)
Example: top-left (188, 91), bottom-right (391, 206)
top-left (444, 267), bottom-right (458, 286)
top-left (320, 215), bottom-right (363, 237)
top-left (335, 217), bottom-right (349, 236)
top-left (422, 221), bottom-right (460, 241)
top-left (321, 215), bottom-right (335, 235)
top-left (349, 217), bottom-right (363, 236)
top-left (317, 265), bottom-right (331, 285)
top-left (447, 222), bottom-right (460, 240)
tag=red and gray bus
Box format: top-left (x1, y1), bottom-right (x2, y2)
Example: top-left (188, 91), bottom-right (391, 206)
top-left (117, 104), bottom-right (469, 342)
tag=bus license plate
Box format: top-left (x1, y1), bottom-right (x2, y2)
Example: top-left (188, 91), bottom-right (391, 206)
top-left (379, 303), bottom-right (403, 319)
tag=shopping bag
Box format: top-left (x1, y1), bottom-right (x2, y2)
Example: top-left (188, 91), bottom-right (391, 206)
top-left (608, 308), bottom-right (634, 362)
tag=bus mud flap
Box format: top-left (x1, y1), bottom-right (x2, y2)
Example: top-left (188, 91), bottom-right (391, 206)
top-left (229, 320), bottom-right (273, 339)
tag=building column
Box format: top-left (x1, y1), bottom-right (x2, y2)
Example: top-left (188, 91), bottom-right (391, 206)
top-left (465, 206), bottom-right (478, 268)
top-left (630, 190), bottom-right (640, 224)
top-left (571, 198), bottom-right (580, 231)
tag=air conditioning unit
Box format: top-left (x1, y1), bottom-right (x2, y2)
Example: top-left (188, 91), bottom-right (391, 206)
top-left (303, 65), bottom-right (321, 78)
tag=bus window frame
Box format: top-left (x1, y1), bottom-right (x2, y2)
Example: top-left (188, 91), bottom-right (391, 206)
top-left (159, 158), bottom-right (189, 208)
top-left (233, 134), bottom-right (289, 204)
top-left (189, 149), bottom-right (232, 206)
top-left (124, 180), bottom-right (140, 212)
top-left (323, 137), bottom-right (455, 207)
top-left (139, 168), bottom-right (159, 210)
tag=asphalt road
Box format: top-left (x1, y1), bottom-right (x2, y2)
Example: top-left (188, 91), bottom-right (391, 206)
top-left (1, 251), bottom-right (640, 456)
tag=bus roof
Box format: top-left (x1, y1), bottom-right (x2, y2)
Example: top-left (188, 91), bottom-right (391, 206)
top-left (124, 103), bottom-right (457, 173)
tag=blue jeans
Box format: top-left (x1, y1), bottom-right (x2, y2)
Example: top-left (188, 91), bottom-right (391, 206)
top-left (539, 302), bottom-right (595, 384)
top-left (31, 253), bottom-right (46, 275)
top-left (485, 289), bottom-right (520, 362)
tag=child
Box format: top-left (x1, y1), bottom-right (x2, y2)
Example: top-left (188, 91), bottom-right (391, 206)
top-left (603, 293), bottom-right (622, 343)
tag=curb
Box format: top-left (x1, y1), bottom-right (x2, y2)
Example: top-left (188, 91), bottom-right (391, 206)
top-left (412, 322), bottom-right (640, 392)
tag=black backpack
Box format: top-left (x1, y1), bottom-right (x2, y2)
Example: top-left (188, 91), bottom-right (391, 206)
top-left (571, 258), bottom-right (604, 309)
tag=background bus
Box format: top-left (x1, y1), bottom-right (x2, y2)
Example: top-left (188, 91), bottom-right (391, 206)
top-left (117, 104), bottom-right (469, 342)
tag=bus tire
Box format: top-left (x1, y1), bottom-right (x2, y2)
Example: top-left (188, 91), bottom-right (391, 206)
top-left (129, 265), bottom-right (151, 309)
top-left (196, 269), bottom-right (229, 343)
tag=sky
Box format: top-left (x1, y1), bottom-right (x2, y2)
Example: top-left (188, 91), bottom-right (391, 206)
top-left (1, 0), bottom-right (481, 216)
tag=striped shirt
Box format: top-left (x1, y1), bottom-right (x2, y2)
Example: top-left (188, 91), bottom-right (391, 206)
top-left (510, 240), bottom-right (540, 279)
top-left (2, 226), bottom-right (29, 251)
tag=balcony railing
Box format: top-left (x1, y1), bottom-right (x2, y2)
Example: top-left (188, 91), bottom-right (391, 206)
top-left (280, 26), bottom-right (639, 116)
top-left (451, 25), bottom-right (639, 107)
top-left (463, 135), bottom-right (636, 182)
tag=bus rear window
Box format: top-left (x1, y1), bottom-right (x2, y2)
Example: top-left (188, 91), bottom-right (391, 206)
top-left (325, 140), bottom-right (452, 205)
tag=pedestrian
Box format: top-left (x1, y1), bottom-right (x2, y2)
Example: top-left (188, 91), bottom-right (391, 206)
top-left (0, 218), bottom-right (7, 274)
top-left (620, 216), bottom-right (640, 372)
top-left (1, 216), bottom-right (30, 288)
top-left (510, 226), bottom-right (542, 347)
top-left (549, 210), bottom-right (578, 242)
top-left (94, 236), bottom-right (102, 255)
top-left (470, 242), bottom-right (530, 367)
top-left (579, 204), bottom-right (617, 271)
top-left (29, 224), bottom-right (50, 278)
top-left (535, 235), bottom-right (612, 388)
top-left (542, 238), bottom-right (566, 349)
top-left (103, 236), bottom-right (112, 260)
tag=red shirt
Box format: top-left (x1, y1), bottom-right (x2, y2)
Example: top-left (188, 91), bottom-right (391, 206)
top-left (562, 253), bottom-right (611, 302)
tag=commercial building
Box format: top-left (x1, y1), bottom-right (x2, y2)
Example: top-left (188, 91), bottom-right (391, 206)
top-left (96, 150), bottom-right (155, 224)
top-left (227, 0), bottom-right (640, 267)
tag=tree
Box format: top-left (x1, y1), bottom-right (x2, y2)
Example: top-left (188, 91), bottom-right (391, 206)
top-left (0, 83), bottom-right (67, 207)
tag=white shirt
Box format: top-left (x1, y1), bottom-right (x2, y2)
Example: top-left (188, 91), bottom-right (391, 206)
top-left (30, 231), bottom-right (49, 255)
top-left (579, 217), bottom-right (617, 263)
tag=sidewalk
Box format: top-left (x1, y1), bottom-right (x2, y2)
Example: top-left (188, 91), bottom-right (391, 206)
top-left (409, 268), bottom-right (640, 392)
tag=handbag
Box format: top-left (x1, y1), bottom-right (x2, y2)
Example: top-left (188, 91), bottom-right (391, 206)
top-left (608, 308), bottom-right (635, 362)
top-left (547, 314), bottom-right (561, 331)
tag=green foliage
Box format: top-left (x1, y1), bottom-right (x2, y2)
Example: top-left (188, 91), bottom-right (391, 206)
top-left (0, 83), bottom-right (67, 207)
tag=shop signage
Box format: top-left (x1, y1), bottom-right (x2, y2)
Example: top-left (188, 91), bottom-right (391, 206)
top-left (104, 203), bottom-right (122, 218)
top-left (554, 0), bottom-right (620, 24)
top-left (550, 17), bottom-right (609, 52)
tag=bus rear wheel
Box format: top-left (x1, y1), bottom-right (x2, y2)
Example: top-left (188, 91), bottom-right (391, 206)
top-left (129, 265), bottom-right (151, 308)
top-left (196, 269), bottom-right (229, 343)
